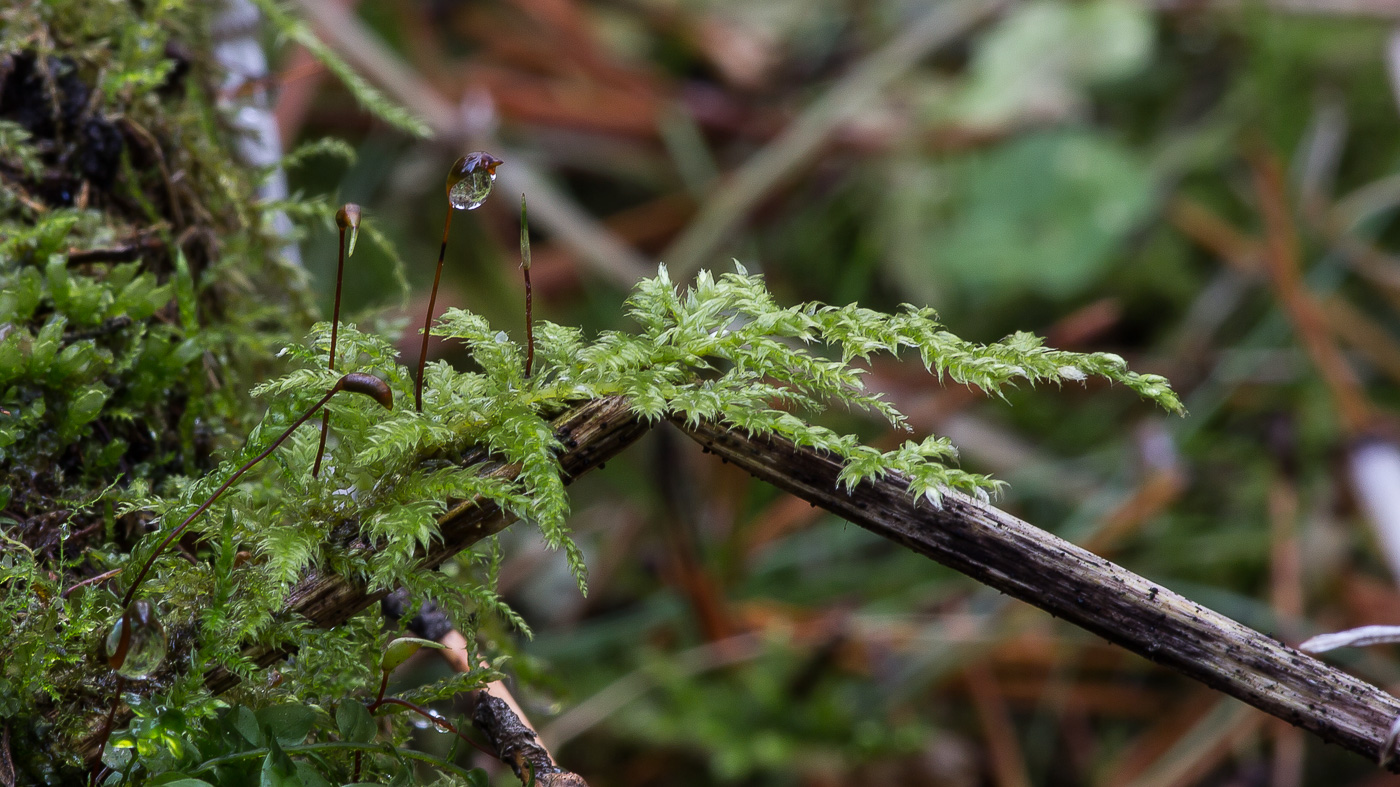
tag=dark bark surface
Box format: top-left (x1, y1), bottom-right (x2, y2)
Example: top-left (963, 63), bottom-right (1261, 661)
top-left (474, 695), bottom-right (589, 786)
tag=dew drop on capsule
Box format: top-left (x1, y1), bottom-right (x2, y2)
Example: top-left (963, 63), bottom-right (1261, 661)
top-left (446, 152), bottom-right (502, 211)
top-left (103, 600), bottom-right (167, 680)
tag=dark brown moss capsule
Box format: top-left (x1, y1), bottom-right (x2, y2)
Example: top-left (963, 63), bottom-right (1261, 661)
top-left (336, 202), bottom-right (362, 255)
top-left (335, 372), bottom-right (394, 410)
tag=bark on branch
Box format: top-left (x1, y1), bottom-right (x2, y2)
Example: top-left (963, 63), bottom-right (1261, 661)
top-left (671, 415), bottom-right (1400, 769)
top-left (473, 695), bottom-right (589, 786)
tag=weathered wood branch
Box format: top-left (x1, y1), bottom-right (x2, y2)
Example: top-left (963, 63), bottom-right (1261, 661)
top-left (473, 695), bottom-right (589, 787)
top-left (78, 396), bottom-right (647, 763)
top-left (671, 415), bottom-right (1400, 769)
top-left (78, 396), bottom-right (1400, 771)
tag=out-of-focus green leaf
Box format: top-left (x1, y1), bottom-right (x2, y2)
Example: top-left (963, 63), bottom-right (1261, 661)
top-left (259, 733), bottom-right (299, 787)
top-left (928, 130), bottom-right (1156, 299)
top-left (950, 0), bottom-right (1154, 127)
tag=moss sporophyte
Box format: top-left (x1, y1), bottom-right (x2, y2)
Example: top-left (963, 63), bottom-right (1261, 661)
top-left (313, 203), bottom-right (362, 479)
top-left (415, 152), bottom-right (502, 413)
top-left (520, 193), bottom-right (535, 379)
top-left (11, 144), bottom-right (1181, 781)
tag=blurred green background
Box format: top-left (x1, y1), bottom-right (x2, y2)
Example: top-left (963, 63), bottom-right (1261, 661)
top-left (276, 0), bottom-right (1400, 783)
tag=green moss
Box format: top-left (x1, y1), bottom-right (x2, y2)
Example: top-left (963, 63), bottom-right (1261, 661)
top-left (0, 1), bottom-right (1179, 783)
top-left (0, 0), bottom-right (312, 777)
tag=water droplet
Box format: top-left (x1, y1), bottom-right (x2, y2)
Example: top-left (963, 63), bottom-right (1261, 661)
top-left (103, 600), bottom-right (167, 679)
top-left (446, 152), bottom-right (502, 211)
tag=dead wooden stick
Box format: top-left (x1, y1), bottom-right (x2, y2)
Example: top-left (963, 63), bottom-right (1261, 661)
top-left (377, 595), bottom-right (585, 783)
top-left (381, 593), bottom-right (568, 769)
top-left (76, 396), bottom-right (1400, 770)
top-left (670, 416), bottom-right (1400, 769)
top-left (473, 695), bottom-right (588, 787)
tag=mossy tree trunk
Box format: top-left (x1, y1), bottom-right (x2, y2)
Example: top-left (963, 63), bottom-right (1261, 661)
top-left (1, 0), bottom-right (305, 777)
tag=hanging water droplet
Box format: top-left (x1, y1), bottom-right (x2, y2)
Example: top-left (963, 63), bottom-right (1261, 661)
top-left (103, 600), bottom-right (167, 679)
top-left (446, 152), bottom-right (502, 210)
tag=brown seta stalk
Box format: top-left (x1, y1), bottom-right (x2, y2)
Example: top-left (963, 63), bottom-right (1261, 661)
top-left (313, 203), bottom-right (361, 478)
top-left (120, 373), bottom-right (393, 607)
top-left (521, 193), bottom-right (533, 379)
top-left (415, 152), bottom-right (501, 413)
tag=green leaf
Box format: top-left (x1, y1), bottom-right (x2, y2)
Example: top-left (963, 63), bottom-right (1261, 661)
top-left (951, 0), bottom-right (1154, 127)
top-left (45, 255), bottom-right (71, 313)
top-left (0, 330), bottom-right (25, 386)
top-left (380, 637), bottom-right (446, 673)
top-left (173, 248), bottom-right (198, 331)
top-left (294, 761), bottom-right (331, 787)
top-left (260, 733), bottom-right (299, 787)
top-left (233, 706), bottom-right (263, 747)
top-left (50, 341), bottom-right (108, 384)
top-left (255, 704), bottom-right (317, 746)
top-left (148, 767), bottom-right (215, 778)
top-left (30, 314), bottom-right (66, 375)
top-left (61, 385), bottom-right (110, 438)
top-left (336, 700), bottom-right (377, 743)
top-left (929, 130), bottom-right (1156, 300)
top-left (0, 267), bottom-right (43, 323)
top-left (114, 272), bottom-right (172, 322)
